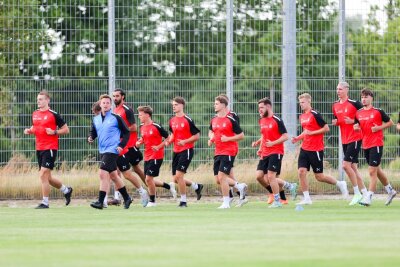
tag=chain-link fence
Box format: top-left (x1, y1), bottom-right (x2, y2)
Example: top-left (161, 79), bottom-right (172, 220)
top-left (1, 0), bottom-right (399, 199)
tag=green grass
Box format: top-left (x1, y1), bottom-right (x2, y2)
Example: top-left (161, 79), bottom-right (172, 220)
top-left (0, 199), bottom-right (400, 267)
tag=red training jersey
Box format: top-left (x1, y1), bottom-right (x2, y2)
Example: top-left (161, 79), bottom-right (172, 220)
top-left (139, 122), bottom-right (169, 161)
top-left (114, 104), bottom-right (137, 148)
top-left (31, 109), bottom-right (66, 150)
top-left (169, 115), bottom-right (200, 153)
top-left (299, 110), bottom-right (327, 151)
top-left (209, 114), bottom-right (242, 156)
top-left (259, 115), bottom-right (287, 157)
top-left (332, 98), bottom-right (363, 144)
top-left (355, 107), bottom-right (391, 149)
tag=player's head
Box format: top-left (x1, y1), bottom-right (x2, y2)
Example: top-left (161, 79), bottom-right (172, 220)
top-left (91, 101), bottom-right (101, 115)
top-left (172, 96), bottom-right (185, 113)
top-left (137, 105), bottom-right (153, 123)
top-left (298, 93), bottom-right (312, 111)
top-left (360, 88), bottom-right (374, 107)
top-left (37, 90), bottom-right (50, 109)
top-left (336, 81), bottom-right (349, 99)
top-left (113, 88), bottom-right (125, 106)
top-left (258, 97), bottom-right (272, 118)
top-left (214, 95), bottom-right (228, 113)
top-left (99, 94), bottom-right (112, 113)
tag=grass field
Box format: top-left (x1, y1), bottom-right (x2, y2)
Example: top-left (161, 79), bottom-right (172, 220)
top-left (0, 198), bottom-right (399, 267)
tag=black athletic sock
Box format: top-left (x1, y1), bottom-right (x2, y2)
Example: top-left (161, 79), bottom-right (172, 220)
top-left (229, 189), bottom-right (234, 198)
top-left (118, 186), bottom-right (130, 201)
top-left (265, 185), bottom-right (273, 194)
top-left (280, 190), bottom-right (287, 200)
top-left (150, 195), bottom-right (156, 202)
top-left (162, 182), bottom-right (171, 190)
top-left (98, 191), bottom-right (107, 204)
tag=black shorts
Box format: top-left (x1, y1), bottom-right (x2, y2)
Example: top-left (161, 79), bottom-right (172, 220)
top-left (37, 150), bottom-right (57, 170)
top-left (257, 154), bottom-right (283, 175)
top-left (125, 146), bottom-right (143, 166)
top-left (364, 146), bottom-right (383, 167)
top-left (144, 159), bottom-right (163, 177)
top-left (100, 153), bottom-right (119, 173)
top-left (342, 140), bottom-right (361, 163)
top-left (117, 154), bottom-right (131, 172)
top-left (172, 148), bottom-right (194, 175)
top-left (213, 155), bottom-right (235, 176)
top-left (298, 149), bottom-right (324, 173)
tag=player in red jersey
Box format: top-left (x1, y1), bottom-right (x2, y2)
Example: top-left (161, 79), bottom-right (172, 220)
top-left (111, 89), bottom-right (150, 206)
top-left (332, 82), bottom-right (367, 205)
top-left (136, 106), bottom-right (169, 207)
top-left (24, 91), bottom-right (72, 209)
top-left (292, 93), bottom-right (348, 205)
top-left (354, 88), bottom-right (396, 206)
top-left (209, 94), bottom-right (252, 207)
top-left (252, 97), bottom-right (298, 208)
top-left (208, 96), bottom-right (247, 209)
top-left (165, 97), bottom-right (203, 207)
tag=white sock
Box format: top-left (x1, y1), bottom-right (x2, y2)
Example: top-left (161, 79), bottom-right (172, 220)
top-left (114, 191), bottom-right (121, 200)
top-left (303, 191), bottom-right (310, 200)
top-left (223, 196), bottom-right (230, 206)
top-left (60, 185), bottom-right (69, 194)
top-left (103, 194), bottom-right (108, 205)
top-left (190, 182), bottom-right (198, 190)
top-left (180, 194), bottom-right (187, 202)
top-left (361, 188), bottom-right (368, 195)
top-left (233, 182), bottom-right (240, 190)
top-left (335, 181), bottom-right (341, 186)
top-left (283, 182), bottom-right (291, 190)
top-left (353, 186), bottom-right (360, 195)
top-left (368, 191), bottom-right (374, 198)
top-left (42, 197), bottom-right (49, 206)
top-left (384, 184), bottom-right (393, 194)
top-left (138, 187), bottom-right (145, 194)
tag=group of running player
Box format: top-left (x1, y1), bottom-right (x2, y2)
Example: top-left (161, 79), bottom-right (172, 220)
top-left (24, 81), bottom-right (400, 209)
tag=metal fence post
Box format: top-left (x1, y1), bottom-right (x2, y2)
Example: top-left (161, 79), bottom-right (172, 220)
top-left (108, 0), bottom-right (116, 96)
top-left (338, 0), bottom-right (345, 180)
top-left (282, 0), bottom-right (297, 152)
top-left (226, 0), bottom-right (234, 110)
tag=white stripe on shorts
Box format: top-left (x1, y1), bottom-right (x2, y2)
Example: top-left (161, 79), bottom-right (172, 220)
top-left (316, 151), bottom-right (321, 161)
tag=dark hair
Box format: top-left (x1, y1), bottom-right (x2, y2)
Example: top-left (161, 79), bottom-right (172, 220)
top-left (258, 97), bottom-right (272, 106)
top-left (91, 101), bottom-right (101, 114)
top-left (172, 96), bottom-right (185, 106)
top-left (361, 88), bottom-right (374, 98)
top-left (114, 88), bottom-right (126, 100)
top-left (137, 105), bottom-right (153, 117)
top-left (215, 96), bottom-right (228, 106)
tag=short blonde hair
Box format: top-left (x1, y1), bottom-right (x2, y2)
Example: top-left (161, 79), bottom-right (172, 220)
top-left (298, 93), bottom-right (311, 102)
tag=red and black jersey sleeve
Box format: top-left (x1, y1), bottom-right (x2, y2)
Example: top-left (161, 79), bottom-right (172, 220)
top-left (312, 110), bottom-right (327, 128)
top-left (114, 114), bottom-right (130, 148)
top-left (273, 116), bottom-right (287, 134)
top-left (154, 123), bottom-right (169, 138)
top-left (52, 111), bottom-right (66, 128)
top-left (123, 105), bottom-right (136, 125)
top-left (378, 109), bottom-right (391, 123)
top-left (227, 115), bottom-right (243, 134)
top-left (185, 115), bottom-right (200, 135)
top-left (350, 99), bottom-right (363, 110)
top-left (229, 111), bottom-right (240, 126)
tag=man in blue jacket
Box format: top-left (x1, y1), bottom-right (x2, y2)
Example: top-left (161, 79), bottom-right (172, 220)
top-left (88, 94), bottom-right (132, 209)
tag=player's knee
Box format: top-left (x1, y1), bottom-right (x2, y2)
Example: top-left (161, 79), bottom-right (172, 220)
top-left (298, 168), bottom-right (307, 176)
top-left (314, 173), bottom-right (325, 182)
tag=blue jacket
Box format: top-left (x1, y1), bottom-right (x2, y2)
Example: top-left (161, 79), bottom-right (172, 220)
top-left (90, 110), bottom-right (130, 154)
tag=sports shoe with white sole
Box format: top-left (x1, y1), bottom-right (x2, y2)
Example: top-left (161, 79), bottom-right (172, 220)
top-left (385, 190), bottom-right (397, 206)
top-left (145, 202), bottom-right (157, 208)
top-left (359, 193), bottom-right (372, 207)
top-left (235, 198), bottom-right (249, 208)
top-left (349, 193), bottom-right (363, 206)
top-left (217, 203), bottom-right (230, 209)
top-left (237, 183), bottom-right (247, 200)
top-left (269, 201), bottom-right (283, 208)
top-left (169, 182), bottom-right (177, 199)
top-left (296, 199), bottom-right (313, 205)
top-left (140, 190), bottom-right (149, 207)
top-left (290, 183), bottom-right (298, 200)
top-left (337, 180), bottom-right (349, 199)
